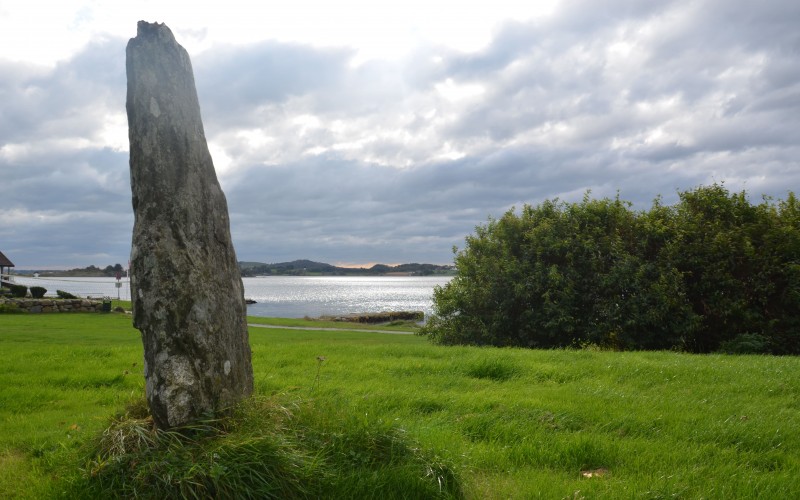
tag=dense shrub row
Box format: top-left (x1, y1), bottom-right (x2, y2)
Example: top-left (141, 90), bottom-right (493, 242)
top-left (3, 285), bottom-right (48, 298)
top-left (421, 185), bottom-right (800, 354)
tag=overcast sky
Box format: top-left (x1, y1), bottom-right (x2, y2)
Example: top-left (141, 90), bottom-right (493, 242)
top-left (1, 1), bottom-right (798, 269)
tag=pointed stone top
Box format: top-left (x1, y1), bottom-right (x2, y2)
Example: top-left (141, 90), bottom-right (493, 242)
top-left (135, 21), bottom-right (176, 41)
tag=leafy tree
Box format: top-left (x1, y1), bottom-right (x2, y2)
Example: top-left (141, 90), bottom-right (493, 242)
top-left (662, 186), bottom-right (800, 353)
top-left (421, 185), bottom-right (799, 354)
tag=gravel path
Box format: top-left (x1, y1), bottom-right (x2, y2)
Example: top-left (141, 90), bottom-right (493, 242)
top-left (248, 323), bottom-right (414, 335)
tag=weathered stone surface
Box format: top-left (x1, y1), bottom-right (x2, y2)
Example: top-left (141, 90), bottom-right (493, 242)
top-left (126, 21), bottom-right (254, 429)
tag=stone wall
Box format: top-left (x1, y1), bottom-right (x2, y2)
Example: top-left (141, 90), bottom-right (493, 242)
top-left (0, 298), bottom-right (105, 313)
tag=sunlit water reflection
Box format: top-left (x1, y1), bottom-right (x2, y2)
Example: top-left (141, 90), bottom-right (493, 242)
top-left (243, 276), bottom-right (451, 318)
top-left (9, 275), bottom-right (452, 319)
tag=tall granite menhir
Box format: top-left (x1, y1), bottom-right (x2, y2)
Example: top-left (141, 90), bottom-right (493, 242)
top-left (126, 21), bottom-right (253, 429)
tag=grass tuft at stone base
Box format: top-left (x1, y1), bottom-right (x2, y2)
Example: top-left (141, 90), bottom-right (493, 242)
top-left (65, 395), bottom-right (463, 499)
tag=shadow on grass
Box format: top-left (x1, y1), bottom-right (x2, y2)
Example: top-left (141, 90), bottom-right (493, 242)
top-left (64, 395), bottom-right (463, 499)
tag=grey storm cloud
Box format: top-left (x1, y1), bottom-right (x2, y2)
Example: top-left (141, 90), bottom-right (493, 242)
top-left (194, 42), bottom-right (354, 129)
top-left (0, 38), bottom-right (125, 143)
top-left (1, 0), bottom-right (799, 268)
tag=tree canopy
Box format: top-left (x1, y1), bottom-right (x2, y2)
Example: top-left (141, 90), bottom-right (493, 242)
top-left (421, 185), bottom-right (800, 354)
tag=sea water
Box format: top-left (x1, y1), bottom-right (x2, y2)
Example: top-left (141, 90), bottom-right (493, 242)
top-left (9, 275), bottom-right (452, 319)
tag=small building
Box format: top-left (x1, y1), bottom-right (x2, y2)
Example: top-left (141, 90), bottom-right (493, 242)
top-left (0, 251), bottom-right (14, 287)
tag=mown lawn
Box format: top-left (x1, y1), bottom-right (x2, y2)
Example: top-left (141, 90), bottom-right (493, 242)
top-left (1, 312), bottom-right (799, 498)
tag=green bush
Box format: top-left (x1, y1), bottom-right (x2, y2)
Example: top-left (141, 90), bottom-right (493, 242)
top-left (421, 185), bottom-right (800, 354)
top-left (29, 286), bottom-right (47, 299)
top-left (9, 284), bottom-right (28, 298)
top-left (718, 333), bottom-right (771, 354)
top-left (56, 290), bottom-right (78, 299)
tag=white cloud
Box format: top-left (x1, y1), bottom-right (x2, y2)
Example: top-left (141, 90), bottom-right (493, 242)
top-left (0, 0), bottom-right (560, 67)
top-left (435, 78), bottom-right (486, 102)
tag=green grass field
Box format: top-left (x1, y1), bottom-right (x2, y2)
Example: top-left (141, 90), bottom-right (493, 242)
top-left (1, 312), bottom-right (799, 498)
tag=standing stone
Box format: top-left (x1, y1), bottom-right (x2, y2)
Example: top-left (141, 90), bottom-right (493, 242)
top-left (126, 21), bottom-right (253, 429)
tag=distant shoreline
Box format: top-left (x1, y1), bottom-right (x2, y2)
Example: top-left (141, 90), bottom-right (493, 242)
top-left (12, 259), bottom-right (456, 278)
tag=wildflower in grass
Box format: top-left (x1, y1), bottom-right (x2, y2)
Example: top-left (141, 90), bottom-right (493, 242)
top-left (311, 356), bottom-right (327, 392)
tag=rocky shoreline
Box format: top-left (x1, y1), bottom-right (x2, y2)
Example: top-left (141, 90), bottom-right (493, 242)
top-left (316, 311), bottom-right (424, 324)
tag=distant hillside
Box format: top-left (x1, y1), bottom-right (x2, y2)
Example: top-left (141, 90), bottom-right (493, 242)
top-left (239, 260), bottom-right (454, 277)
top-left (15, 260), bottom-right (454, 278)
top-left (24, 264), bottom-right (126, 278)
